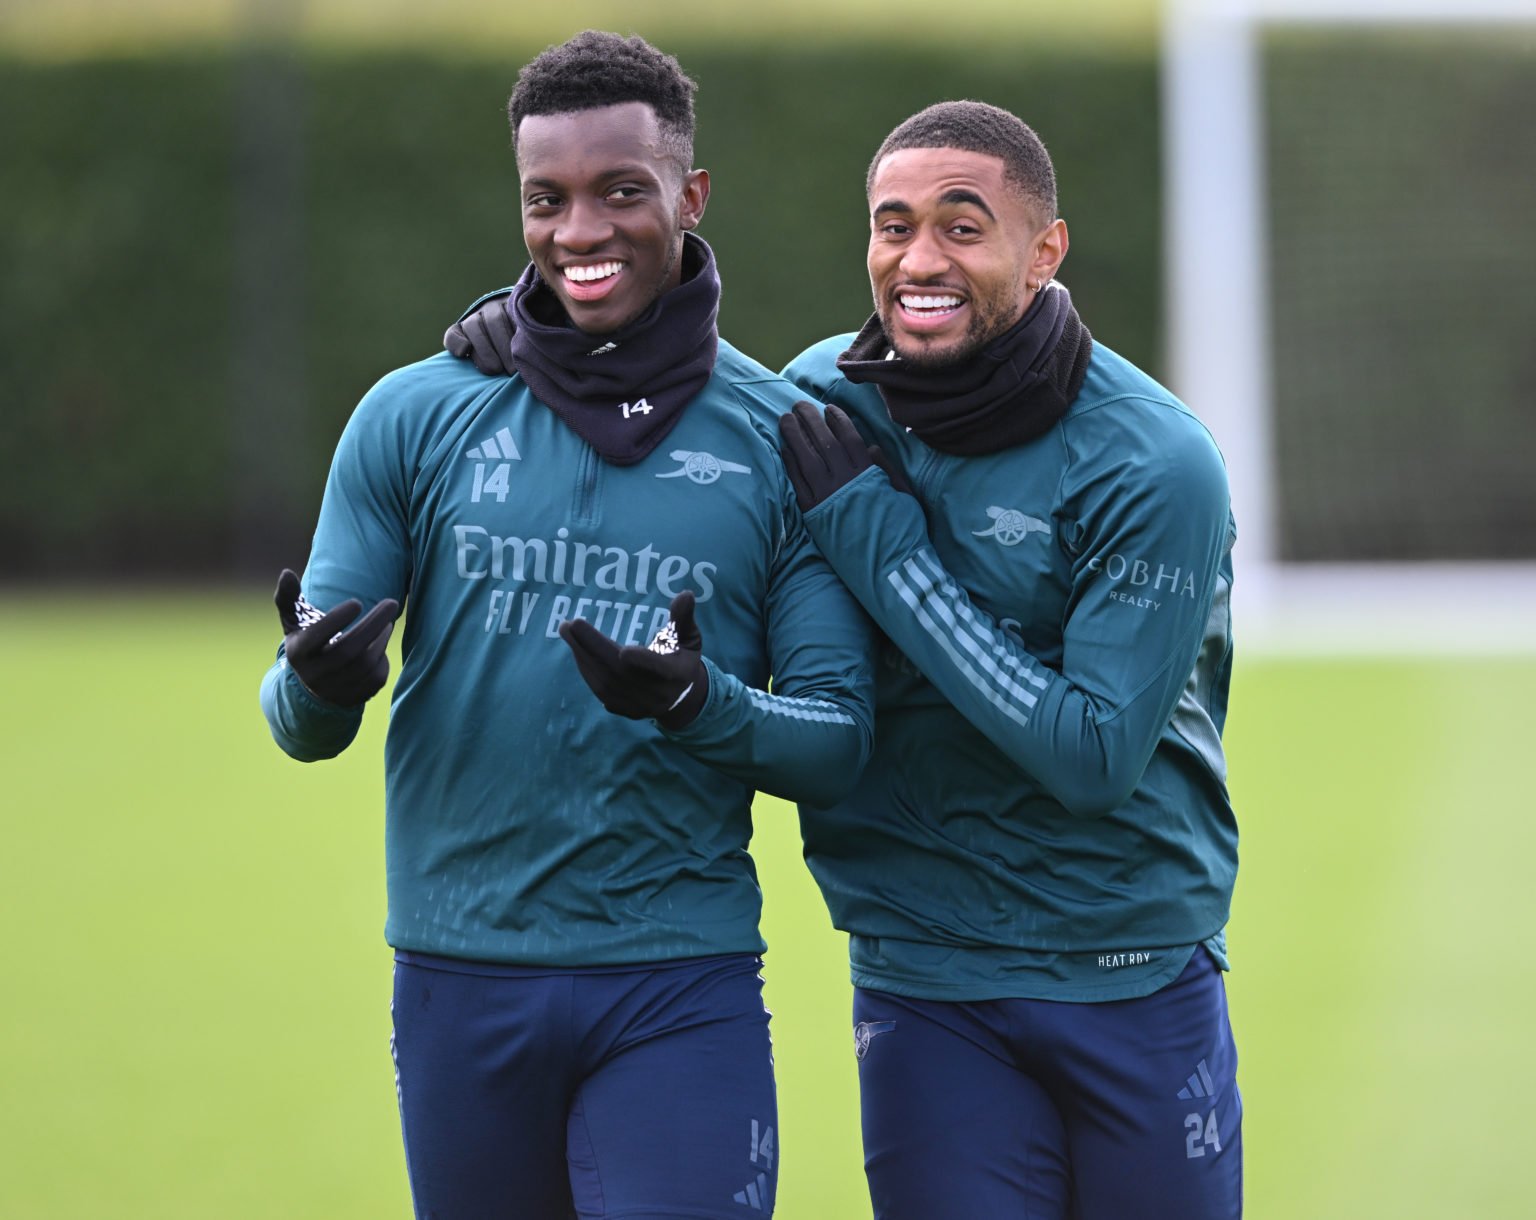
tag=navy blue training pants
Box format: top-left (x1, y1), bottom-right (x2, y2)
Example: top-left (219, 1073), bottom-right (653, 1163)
top-left (391, 951), bottom-right (778, 1219)
top-left (853, 949), bottom-right (1242, 1219)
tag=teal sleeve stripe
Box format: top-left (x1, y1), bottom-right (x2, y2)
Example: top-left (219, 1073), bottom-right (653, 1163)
top-left (744, 687), bottom-right (856, 726)
top-left (887, 556), bottom-right (1037, 728)
top-left (896, 552), bottom-right (1046, 707)
top-left (910, 551), bottom-right (1049, 693)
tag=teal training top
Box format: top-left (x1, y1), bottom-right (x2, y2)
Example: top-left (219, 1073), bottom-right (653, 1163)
top-left (782, 335), bottom-right (1238, 1002)
top-left (261, 343), bottom-right (875, 967)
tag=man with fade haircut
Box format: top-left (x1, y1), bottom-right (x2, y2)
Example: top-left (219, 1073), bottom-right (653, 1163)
top-left (774, 101), bottom-right (1243, 1218)
top-left (262, 31), bottom-right (873, 1219)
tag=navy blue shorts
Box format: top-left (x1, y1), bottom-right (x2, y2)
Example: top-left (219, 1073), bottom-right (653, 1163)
top-left (853, 949), bottom-right (1242, 1219)
top-left (391, 951), bottom-right (778, 1219)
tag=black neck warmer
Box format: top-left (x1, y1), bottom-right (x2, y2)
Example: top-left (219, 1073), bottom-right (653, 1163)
top-left (835, 281), bottom-right (1093, 456)
top-left (504, 232), bottom-right (720, 466)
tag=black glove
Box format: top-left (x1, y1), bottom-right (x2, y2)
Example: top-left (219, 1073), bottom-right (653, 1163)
top-left (558, 591), bottom-right (709, 730)
top-left (274, 569), bottom-right (400, 707)
top-left (443, 294), bottom-right (516, 377)
top-left (778, 400), bottom-right (913, 512)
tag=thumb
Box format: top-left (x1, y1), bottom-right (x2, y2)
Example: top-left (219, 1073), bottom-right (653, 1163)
top-left (667, 590), bottom-right (701, 653)
top-left (274, 569), bottom-right (302, 634)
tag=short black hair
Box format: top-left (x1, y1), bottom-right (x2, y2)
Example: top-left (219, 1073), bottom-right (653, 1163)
top-left (508, 31), bottom-right (697, 173)
top-left (868, 101), bottom-right (1057, 224)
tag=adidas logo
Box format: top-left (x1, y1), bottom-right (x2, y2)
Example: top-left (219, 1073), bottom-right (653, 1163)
top-left (733, 1172), bottom-right (770, 1211)
top-left (466, 427), bottom-right (521, 503)
top-left (1177, 1059), bottom-right (1217, 1101)
top-left (734, 1118), bottom-right (775, 1209)
top-left (465, 426), bottom-right (521, 462)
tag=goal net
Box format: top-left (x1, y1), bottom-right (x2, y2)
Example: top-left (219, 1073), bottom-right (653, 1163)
top-left (1163, 0), bottom-right (1536, 651)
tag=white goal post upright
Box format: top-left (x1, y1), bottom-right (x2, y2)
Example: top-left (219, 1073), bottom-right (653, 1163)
top-left (1160, 0), bottom-right (1536, 653)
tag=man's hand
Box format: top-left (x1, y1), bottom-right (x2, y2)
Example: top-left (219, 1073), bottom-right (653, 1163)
top-left (443, 295), bottom-right (516, 376)
top-left (778, 401), bottom-right (913, 512)
top-left (558, 591), bottom-right (709, 730)
top-left (274, 569), bottom-right (400, 707)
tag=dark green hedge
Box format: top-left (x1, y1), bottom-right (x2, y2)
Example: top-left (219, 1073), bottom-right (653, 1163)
top-left (0, 47), bottom-right (1160, 578)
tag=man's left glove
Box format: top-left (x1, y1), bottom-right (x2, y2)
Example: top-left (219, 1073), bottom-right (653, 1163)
top-left (443, 295), bottom-right (516, 377)
top-left (558, 591), bottom-right (709, 730)
top-left (778, 400), bottom-right (913, 512)
top-left (274, 569), bottom-right (400, 707)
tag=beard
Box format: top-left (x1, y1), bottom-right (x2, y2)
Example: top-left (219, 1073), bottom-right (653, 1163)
top-left (876, 285), bottom-right (1025, 370)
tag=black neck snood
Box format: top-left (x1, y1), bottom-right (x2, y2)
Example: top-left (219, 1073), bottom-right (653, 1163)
top-left (835, 281), bottom-right (1092, 456)
top-left (503, 232), bottom-right (720, 466)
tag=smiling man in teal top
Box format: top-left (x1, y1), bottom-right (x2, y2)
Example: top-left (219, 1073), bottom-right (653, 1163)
top-left (777, 100), bottom-right (1242, 1220)
top-left (262, 32), bottom-right (872, 1220)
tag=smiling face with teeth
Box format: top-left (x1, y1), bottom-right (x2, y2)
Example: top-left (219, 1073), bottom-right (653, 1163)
top-left (866, 147), bottom-right (1067, 369)
top-left (518, 101), bottom-right (709, 336)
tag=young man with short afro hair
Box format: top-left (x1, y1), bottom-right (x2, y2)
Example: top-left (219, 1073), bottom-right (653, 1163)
top-left (266, 30), bottom-right (875, 1219)
top-left (508, 31), bottom-right (697, 173)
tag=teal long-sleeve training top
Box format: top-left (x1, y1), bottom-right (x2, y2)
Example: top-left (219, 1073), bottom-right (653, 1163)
top-left (262, 343), bottom-right (875, 968)
top-left (783, 335), bottom-right (1238, 1003)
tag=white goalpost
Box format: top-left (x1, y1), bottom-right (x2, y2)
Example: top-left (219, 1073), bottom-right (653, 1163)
top-left (1161, 0), bottom-right (1536, 653)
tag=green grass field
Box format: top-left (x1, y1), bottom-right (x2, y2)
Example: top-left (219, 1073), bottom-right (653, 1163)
top-left (2, 592), bottom-right (1531, 1218)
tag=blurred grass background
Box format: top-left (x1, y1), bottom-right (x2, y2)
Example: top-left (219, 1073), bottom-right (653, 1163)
top-left (3, 597), bottom-right (1532, 1218)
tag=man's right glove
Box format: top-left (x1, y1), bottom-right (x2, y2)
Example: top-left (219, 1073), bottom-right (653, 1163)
top-left (558, 591), bottom-right (709, 730)
top-left (443, 294), bottom-right (516, 377)
top-left (274, 569), bottom-right (400, 707)
top-left (778, 400), bottom-right (914, 513)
